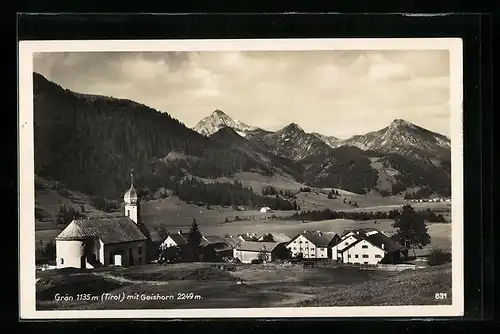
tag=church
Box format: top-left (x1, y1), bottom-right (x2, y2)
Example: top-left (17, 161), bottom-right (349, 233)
top-left (55, 173), bottom-right (151, 269)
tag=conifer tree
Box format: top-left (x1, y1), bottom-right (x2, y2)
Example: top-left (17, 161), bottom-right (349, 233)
top-left (188, 218), bottom-right (203, 261)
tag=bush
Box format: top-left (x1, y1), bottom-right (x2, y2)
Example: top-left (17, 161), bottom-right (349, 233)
top-left (427, 248), bottom-right (451, 266)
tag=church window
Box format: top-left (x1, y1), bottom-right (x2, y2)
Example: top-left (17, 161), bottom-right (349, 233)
top-left (127, 210), bottom-right (130, 217)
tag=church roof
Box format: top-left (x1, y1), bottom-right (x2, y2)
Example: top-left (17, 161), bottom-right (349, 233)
top-left (55, 217), bottom-right (148, 244)
top-left (124, 184), bottom-right (138, 203)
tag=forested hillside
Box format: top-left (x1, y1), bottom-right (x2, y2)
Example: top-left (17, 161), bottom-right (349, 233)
top-left (300, 146), bottom-right (379, 194)
top-left (33, 73), bottom-right (271, 199)
top-left (34, 72), bottom-right (452, 202)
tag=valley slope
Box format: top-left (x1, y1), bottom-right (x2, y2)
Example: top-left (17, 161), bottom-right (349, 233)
top-left (34, 72), bottom-right (452, 216)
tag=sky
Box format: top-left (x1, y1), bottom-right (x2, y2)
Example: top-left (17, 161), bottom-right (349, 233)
top-left (33, 50), bottom-right (451, 138)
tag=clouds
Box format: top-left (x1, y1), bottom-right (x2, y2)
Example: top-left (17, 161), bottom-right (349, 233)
top-left (33, 49), bottom-right (450, 138)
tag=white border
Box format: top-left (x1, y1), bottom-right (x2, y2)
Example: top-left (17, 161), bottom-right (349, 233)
top-left (18, 38), bottom-right (464, 319)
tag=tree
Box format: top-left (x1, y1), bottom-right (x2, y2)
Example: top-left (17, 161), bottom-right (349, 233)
top-left (187, 218), bottom-right (203, 261)
top-left (427, 248), bottom-right (451, 266)
top-left (391, 204), bottom-right (431, 257)
top-left (257, 246), bottom-right (270, 263)
top-left (160, 246), bottom-right (182, 263)
top-left (261, 234), bottom-right (274, 242)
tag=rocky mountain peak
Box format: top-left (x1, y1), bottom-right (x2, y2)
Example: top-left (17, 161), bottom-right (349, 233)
top-left (281, 122), bottom-right (305, 134)
top-left (192, 109), bottom-right (259, 137)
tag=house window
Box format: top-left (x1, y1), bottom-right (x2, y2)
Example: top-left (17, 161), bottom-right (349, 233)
top-left (138, 247), bottom-right (143, 255)
top-left (348, 254), bottom-right (351, 258)
top-left (293, 247), bottom-right (296, 250)
top-left (311, 248), bottom-right (315, 251)
top-left (362, 254), bottom-right (369, 258)
top-left (60, 258), bottom-right (64, 264)
top-left (364, 262), bottom-right (368, 264)
top-left (355, 254), bottom-right (359, 258)
top-left (375, 254), bottom-right (382, 258)
top-left (344, 242), bottom-right (348, 245)
top-left (127, 210), bottom-right (130, 216)
top-left (362, 245), bottom-right (368, 249)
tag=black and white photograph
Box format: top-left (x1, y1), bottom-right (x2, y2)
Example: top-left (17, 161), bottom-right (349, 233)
top-left (18, 38), bottom-right (464, 319)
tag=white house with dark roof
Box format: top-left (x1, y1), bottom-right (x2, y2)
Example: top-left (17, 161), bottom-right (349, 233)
top-left (331, 229), bottom-right (407, 265)
top-left (159, 230), bottom-right (188, 250)
top-left (55, 173), bottom-right (150, 269)
top-left (286, 231), bottom-right (341, 259)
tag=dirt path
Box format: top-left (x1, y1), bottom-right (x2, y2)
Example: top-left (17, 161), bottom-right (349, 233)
top-left (93, 272), bottom-right (170, 286)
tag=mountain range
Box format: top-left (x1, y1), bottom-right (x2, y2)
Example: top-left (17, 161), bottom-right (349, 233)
top-left (32, 72), bottom-right (451, 202)
top-left (193, 109), bottom-right (451, 165)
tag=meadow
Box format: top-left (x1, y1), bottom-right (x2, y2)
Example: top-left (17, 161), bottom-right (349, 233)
top-left (36, 261), bottom-right (452, 310)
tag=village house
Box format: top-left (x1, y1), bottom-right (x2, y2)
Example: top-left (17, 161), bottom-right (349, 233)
top-left (200, 235), bottom-right (233, 260)
top-left (233, 241), bottom-right (288, 263)
top-left (331, 229), bottom-right (407, 265)
top-left (222, 235), bottom-right (243, 249)
top-left (286, 230), bottom-right (341, 259)
top-left (238, 232), bottom-right (260, 241)
top-left (159, 230), bottom-right (188, 250)
top-left (55, 174), bottom-right (150, 269)
top-left (159, 232), bottom-right (233, 261)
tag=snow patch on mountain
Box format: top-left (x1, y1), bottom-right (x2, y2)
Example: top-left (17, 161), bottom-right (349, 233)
top-left (193, 109), bottom-right (259, 137)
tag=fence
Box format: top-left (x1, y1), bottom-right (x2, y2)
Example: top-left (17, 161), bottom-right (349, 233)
top-left (343, 263), bottom-right (416, 271)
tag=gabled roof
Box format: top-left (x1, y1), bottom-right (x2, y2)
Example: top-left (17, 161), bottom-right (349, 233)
top-left (222, 236), bottom-right (242, 248)
top-left (55, 217), bottom-right (148, 244)
top-left (234, 241), bottom-right (282, 252)
top-left (290, 231), bottom-right (339, 247)
top-left (201, 235), bottom-right (225, 245)
top-left (238, 234), bottom-right (259, 241)
top-left (364, 231), bottom-right (405, 252)
top-left (337, 229), bottom-right (405, 253)
top-left (341, 228), bottom-right (377, 238)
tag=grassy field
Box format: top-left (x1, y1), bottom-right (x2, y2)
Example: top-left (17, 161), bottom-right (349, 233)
top-left (34, 174), bottom-right (452, 253)
top-left (35, 193), bottom-right (452, 258)
top-left (36, 261), bottom-right (452, 310)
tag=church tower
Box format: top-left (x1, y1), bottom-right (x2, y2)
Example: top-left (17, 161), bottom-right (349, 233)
top-left (124, 171), bottom-right (139, 224)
